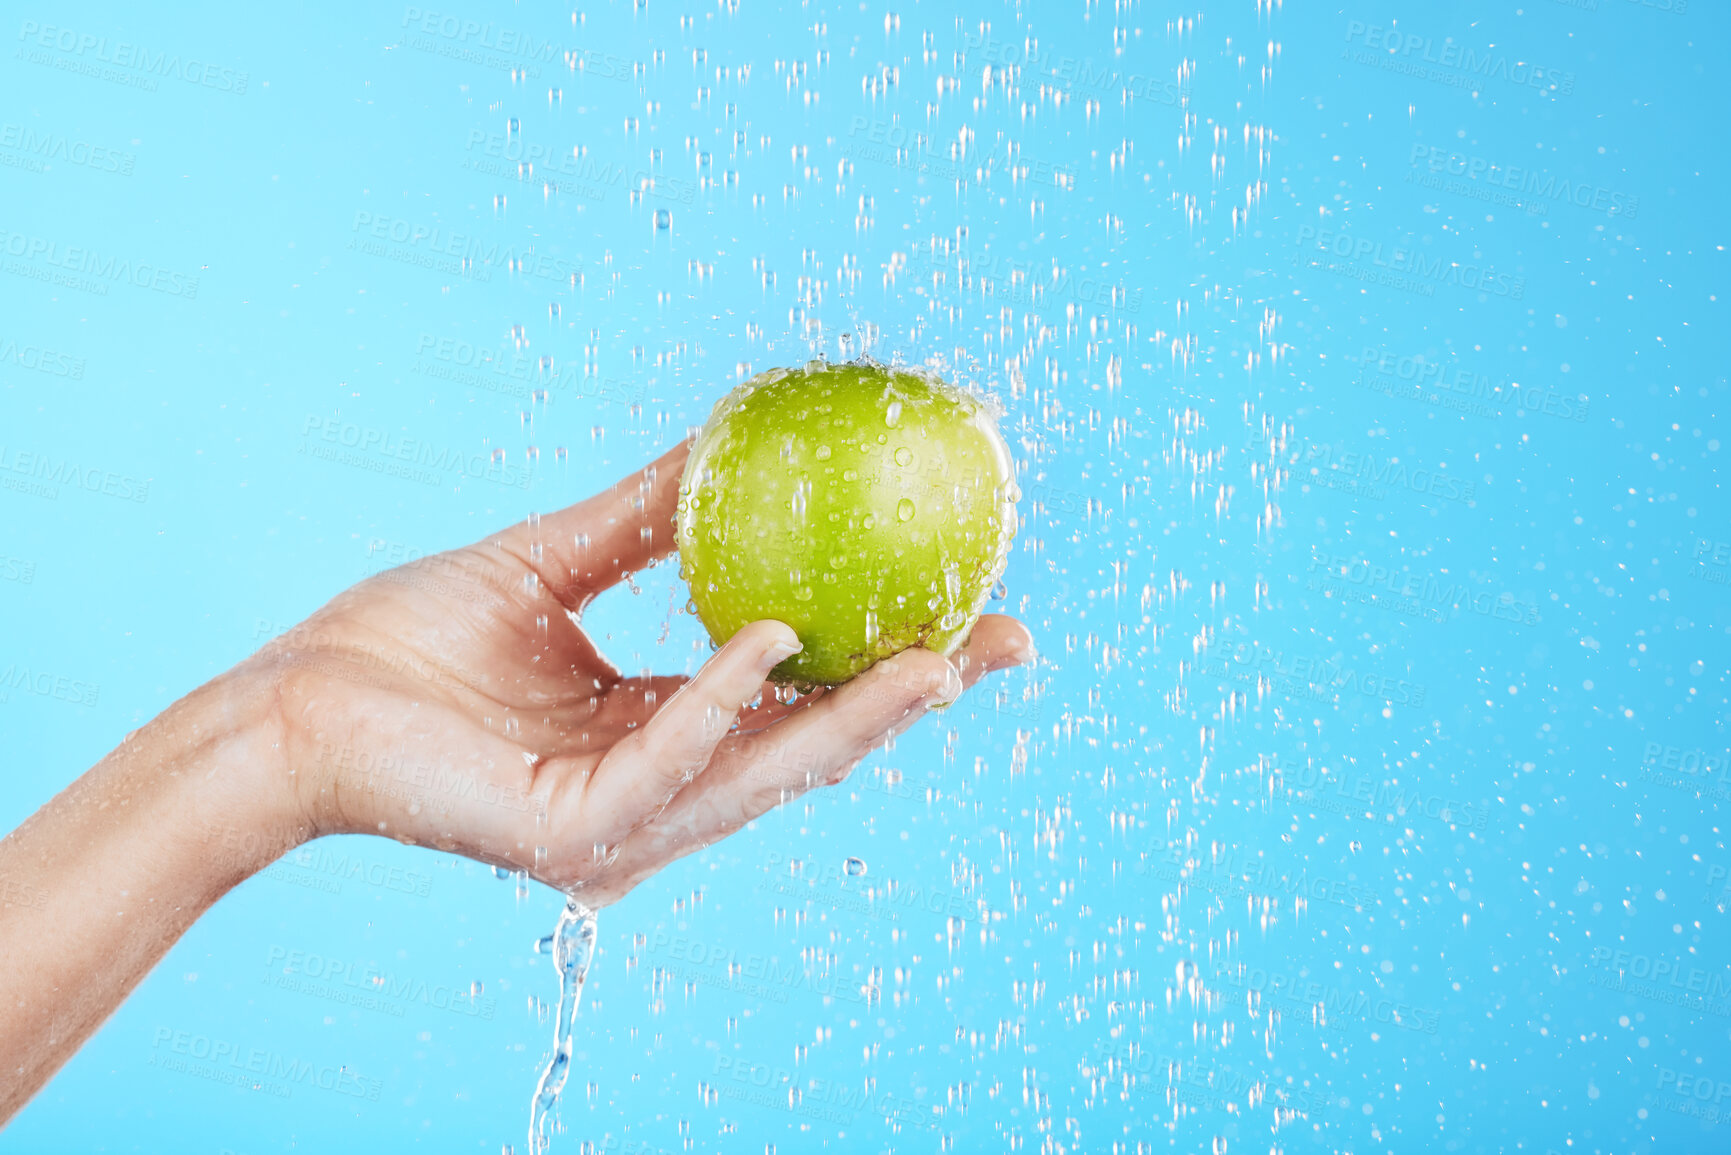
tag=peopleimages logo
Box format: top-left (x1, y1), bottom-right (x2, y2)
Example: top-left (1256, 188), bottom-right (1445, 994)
top-left (1293, 225), bottom-right (1526, 300)
top-left (1132, 834), bottom-right (1383, 910)
top-left (1407, 145), bottom-right (1638, 219)
top-left (461, 131), bottom-right (694, 204)
top-left (0, 444), bottom-right (151, 504)
top-left (1303, 442), bottom-right (1475, 506)
top-left (1306, 549), bottom-right (1543, 628)
top-left (261, 844), bottom-right (435, 898)
top-left (348, 211), bottom-right (583, 288)
top-left (1637, 741), bottom-right (1731, 802)
top-left (843, 116), bottom-right (1075, 189)
top-left (1278, 760), bottom-right (1489, 831)
top-left (412, 332), bottom-right (647, 407)
top-left (0, 225), bottom-right (200, 299)
top-left (0, 122), bottom-right (134, 177)
top-left (1655, 1066), bottom-right (1731, 1125)
top-left (1203, 641), bottom-right (1428, 709)
top-left (902, 240), bottom-right (1142, 313)
top-left (758, 849), bottom-right (981, 925)
top-left (960, 29), bottom-right (1189, 106)
top-left (397, 7), bottom-right (632, 82)
top-left (0, 333), bottom-right (84, 379)
top-left (1211, 964), bottom-right (1442, 1034)
top-left (0, 663), bottom-right (100, 708)
top-left (15, 20), bottom-right (249, 95)
top-left (264, 945), bottom-right (495, 1020)
top-left (0, 553), bottom-right (36, 585)
top-left (298, 414), bottom-right (535, 491)
top-left (1354, 346), bottom-right (1589, 423)
top-left (1087, 1040), bottom-right (1329, 1115)
top-left (642, 930), bottom-right (872, 1007)
top-left (1342, 21), bottom-right (1575, 97)
top-left (1585, 947), bottom-right (1731, 1016)
top-left (148, 1028), bottom-right (381, 1101)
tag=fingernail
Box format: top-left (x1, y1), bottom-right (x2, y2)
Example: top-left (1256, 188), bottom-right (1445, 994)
top-left (985, 638), bottom-right (1037, 674)
top-left (761, 637), bottom-right (803, 670)
top-left (922, 663), bottom-right (964, 711)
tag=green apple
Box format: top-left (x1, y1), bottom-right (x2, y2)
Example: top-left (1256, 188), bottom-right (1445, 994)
top-left (675, 359), bottom-right (1019, 687)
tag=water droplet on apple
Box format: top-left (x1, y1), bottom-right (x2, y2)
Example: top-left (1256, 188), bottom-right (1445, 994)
top-left (830, 553), bottom-right (849, 570)
top-left (894, 446), bottom-right (914, 467)
top-left (884, 401), bottom-right (903, 427)
top-left (815, 445), bottom-right (832, 461)
top-left (897, 498), bottom-right (916, 522)
top-left (793, 585), bottom-right (814, 601)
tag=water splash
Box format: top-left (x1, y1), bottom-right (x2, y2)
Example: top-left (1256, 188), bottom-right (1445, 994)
top-left (529, 897), bottom-right (599, 1155)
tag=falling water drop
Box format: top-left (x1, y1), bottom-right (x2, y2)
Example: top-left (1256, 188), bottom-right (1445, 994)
top-left (843, 857), bottom-right (868, 877)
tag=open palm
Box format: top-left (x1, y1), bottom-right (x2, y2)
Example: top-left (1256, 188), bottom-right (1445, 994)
top-left (240, 441), bottom-right (1033, 907)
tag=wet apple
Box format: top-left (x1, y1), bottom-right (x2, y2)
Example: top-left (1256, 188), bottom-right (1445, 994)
top-left (675, 359), bottom-right (1019, 687)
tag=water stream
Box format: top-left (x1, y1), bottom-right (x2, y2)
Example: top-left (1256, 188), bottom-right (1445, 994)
top-left (528, 897), bottom-right (599, 1155)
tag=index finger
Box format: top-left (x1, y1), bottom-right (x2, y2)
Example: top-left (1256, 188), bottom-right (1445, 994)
top-left (492, 439), bottom-right (691, 610)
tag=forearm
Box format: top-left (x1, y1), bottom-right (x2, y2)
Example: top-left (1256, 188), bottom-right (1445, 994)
top-left (0, 670), bottom-right (299, 1121)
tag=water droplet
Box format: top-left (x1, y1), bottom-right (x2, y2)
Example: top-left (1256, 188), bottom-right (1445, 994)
top-left (894, 446), bottom-right (914, 467)
top-left (793, 585), bottom-right (815, 602)
top-left (493, 866), bottom-right (513, 880)
top-left (653, 208), bottom-right (671, 229)
top-left (862, 513), bottom-right (876, 530)
top-left (829, 553), bottom-right (849, 570)
top-left (815, 445), bottom-right (832, 461)
top-left (472, 980), bottom-right (485, 997)
top-left (991, 579), bottom-right (1009, 600)
top-left (896, 498), bottom-right (916, 522)
top-left (534, 933), bottom-right (555, 954)
top-left (844, 857), bottom-right (868, 877)
top-left (884, 400), bottom-right (903, 427)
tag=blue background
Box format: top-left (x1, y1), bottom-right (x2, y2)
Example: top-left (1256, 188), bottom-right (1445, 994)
top-left (2, 0), bottom-right (1727, 1150)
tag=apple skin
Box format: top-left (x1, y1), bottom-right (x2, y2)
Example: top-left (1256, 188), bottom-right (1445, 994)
top-left (675, 360), bottom-right (1019, 687)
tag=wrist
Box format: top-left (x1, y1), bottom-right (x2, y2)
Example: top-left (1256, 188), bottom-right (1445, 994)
top-left (128, 666), bottom-right (308, 897)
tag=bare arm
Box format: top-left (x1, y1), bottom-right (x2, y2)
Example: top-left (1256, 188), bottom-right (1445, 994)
top-left (0, 670), bottom-right (298, 1115)
top-left (0, 442), bottom-right (1034, 1121)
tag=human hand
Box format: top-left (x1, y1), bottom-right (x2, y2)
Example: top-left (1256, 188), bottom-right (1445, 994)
top-left (241, 441), bottom-right (1034, 907)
